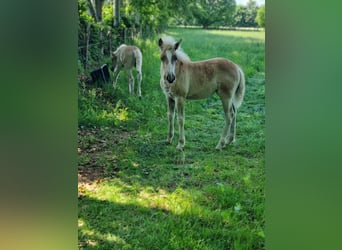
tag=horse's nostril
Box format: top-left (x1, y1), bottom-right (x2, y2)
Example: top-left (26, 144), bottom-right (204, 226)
top-left (166, 74), bottom-right (175, 83)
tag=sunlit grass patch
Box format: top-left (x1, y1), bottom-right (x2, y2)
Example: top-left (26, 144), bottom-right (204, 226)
top-left (206, 29), bottom-right (265, 40)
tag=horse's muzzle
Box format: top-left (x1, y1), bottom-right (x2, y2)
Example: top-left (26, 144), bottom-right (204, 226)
top-left (166, 74), bottom-right (176, 84)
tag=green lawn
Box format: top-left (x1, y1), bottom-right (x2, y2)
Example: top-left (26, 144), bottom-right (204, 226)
top-left (78, 27), bottom-right (265, 249)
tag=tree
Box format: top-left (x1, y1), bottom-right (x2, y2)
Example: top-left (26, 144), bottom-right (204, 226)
top-left (245, 0), bottom-right (258, 27)
top-left (127, 0), bottom-right (181, 33)
top-left (233, 0), bottom-right (259, 27)
top-left (190, 0), bottom-right (236, 28)
top-left (233, 5), bottom-right (248, 27)
top-left (255, 4), bottom-right (265, 28)
top-left (168, 0), bottom-right (194, 25)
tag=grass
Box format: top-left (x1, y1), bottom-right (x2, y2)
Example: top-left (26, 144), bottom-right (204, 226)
top-left (78, 27), bottom-right (265, 249)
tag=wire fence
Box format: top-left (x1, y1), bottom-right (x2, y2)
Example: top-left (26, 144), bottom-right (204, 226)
top-left (78, 25), bottom-right (156, 74)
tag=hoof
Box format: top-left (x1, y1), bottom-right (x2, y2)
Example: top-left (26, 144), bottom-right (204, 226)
top-left (216, 137), bottom-right (227, 150)
top-left (226, 137), bottom-right (235, 145)
top-left (176, 144), bottom-right (184, 151)
top-left (215, 142), bottom-right (226, 150)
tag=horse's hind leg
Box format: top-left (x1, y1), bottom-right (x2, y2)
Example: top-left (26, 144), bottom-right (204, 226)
top-left (127, 70), bottom-right (134, 95)
top-left (227, 104), bottom-right (236, 144)
top-left (137, 70), bottom-right (142, 97)
top-left (216, 97), bottom-right (233, 150)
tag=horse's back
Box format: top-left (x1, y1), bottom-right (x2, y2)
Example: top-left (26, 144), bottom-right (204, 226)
top-left (194, 58), bottom-right (238, 73)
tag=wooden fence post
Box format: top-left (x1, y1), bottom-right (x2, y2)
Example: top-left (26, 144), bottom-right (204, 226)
top-left (85, 23), bottom-right (91, 71)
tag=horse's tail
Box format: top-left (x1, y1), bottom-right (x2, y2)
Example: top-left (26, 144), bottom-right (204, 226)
top-left (233, 66), bottom-right (246, 109)
top-left (133, 47), bottom-right (143, 74)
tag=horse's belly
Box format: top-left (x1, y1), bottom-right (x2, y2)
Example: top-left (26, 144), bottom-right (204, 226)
top-left (187, 83), bottom-right (217, 99)
top-left (187, 91), bottom-right (213, 100)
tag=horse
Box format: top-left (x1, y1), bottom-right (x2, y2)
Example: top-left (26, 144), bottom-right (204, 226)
top-left (158, 36), bottom-right (245, 150)
top-left (110, 44), bottom-right (143, 97)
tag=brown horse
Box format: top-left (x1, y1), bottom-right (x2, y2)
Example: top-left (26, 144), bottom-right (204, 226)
top-left (158, 36), bottom-right (245, 150)
top-left (110, 44), bottom-right (142, 97)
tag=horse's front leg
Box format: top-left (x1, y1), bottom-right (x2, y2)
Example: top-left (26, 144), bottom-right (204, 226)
top-left (176, 97), bottom-right (185, 150)
top-left (166, 96), bottom-right (175, 144)
top-left (112, 67), bottom-right (121, 89)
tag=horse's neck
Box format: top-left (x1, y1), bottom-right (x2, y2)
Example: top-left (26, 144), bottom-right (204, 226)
top-left (176, 60), bottom-right (189, 75)
top-left (176, 61), bottom-right (182, 71)
top-left (176, 60), bottom-right (193, 69)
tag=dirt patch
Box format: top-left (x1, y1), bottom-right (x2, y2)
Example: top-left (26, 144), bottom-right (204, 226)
top-left (78, 127), bottom-right (132, 196)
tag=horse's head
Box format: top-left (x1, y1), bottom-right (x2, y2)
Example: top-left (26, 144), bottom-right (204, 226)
top-left (158, 37), bottom-right (182, 84)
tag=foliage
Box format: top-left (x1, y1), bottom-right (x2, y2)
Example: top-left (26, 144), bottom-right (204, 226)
top-left (233, 0), bottom-right (259, 27)
top-left (126, 0), bottom-right (167, 32)
top-left (167, 0), bottom-right (194, 25)
top-left (123, 0), bottom-right (192, 33)
top-left (256, 5), bottom-right (265, 28)
top-left (168, 0), bottom-right (262, 28)
top-left (78, 28), bottom-right (265, 249)
top-left (102, 1), bottom-right (114, 27)
top-left (189, 0), bottom-right (236, 28)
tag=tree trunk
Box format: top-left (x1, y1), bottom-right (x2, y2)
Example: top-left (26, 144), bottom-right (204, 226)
top-left (87, 0), bottom-right (98, 22)
top-left (114, 0), bottom-right (120, 27)
top-left (100, 27), bottom-right (104, 55)
top-left (108, 29), bottom-right (112, 55)
top-left (85, 23), bottom-right (91, 70)
top-left (87, 0), bottom-right (105, 22)
top-left (88, 0), bottom-right (105, 55)
top-left (95, 0), bottom-right (104, 22)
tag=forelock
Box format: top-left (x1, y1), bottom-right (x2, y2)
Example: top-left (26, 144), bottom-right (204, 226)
top-left (161, 36), bottom-right (177, 50)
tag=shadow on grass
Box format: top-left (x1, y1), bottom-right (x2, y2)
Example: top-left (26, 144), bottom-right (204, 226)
top-left (78, 195), bottom-right (263, 250)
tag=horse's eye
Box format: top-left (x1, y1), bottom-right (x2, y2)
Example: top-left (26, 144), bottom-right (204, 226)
top-left (172, 55), bottom-right (178, 62)
top-left (161, 55), bottom-right (166, 61)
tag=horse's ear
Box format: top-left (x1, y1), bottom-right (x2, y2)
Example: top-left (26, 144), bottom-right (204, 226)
top-left (174, 39), bottom-right (182, 50)
top-left (158, 38), bottom-right (163, 48)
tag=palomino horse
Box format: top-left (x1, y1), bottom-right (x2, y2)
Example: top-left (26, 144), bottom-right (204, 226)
top-left (110, 44), bottom-right (143, 97)
top-left (158, 36), bottom-right (245, 150)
